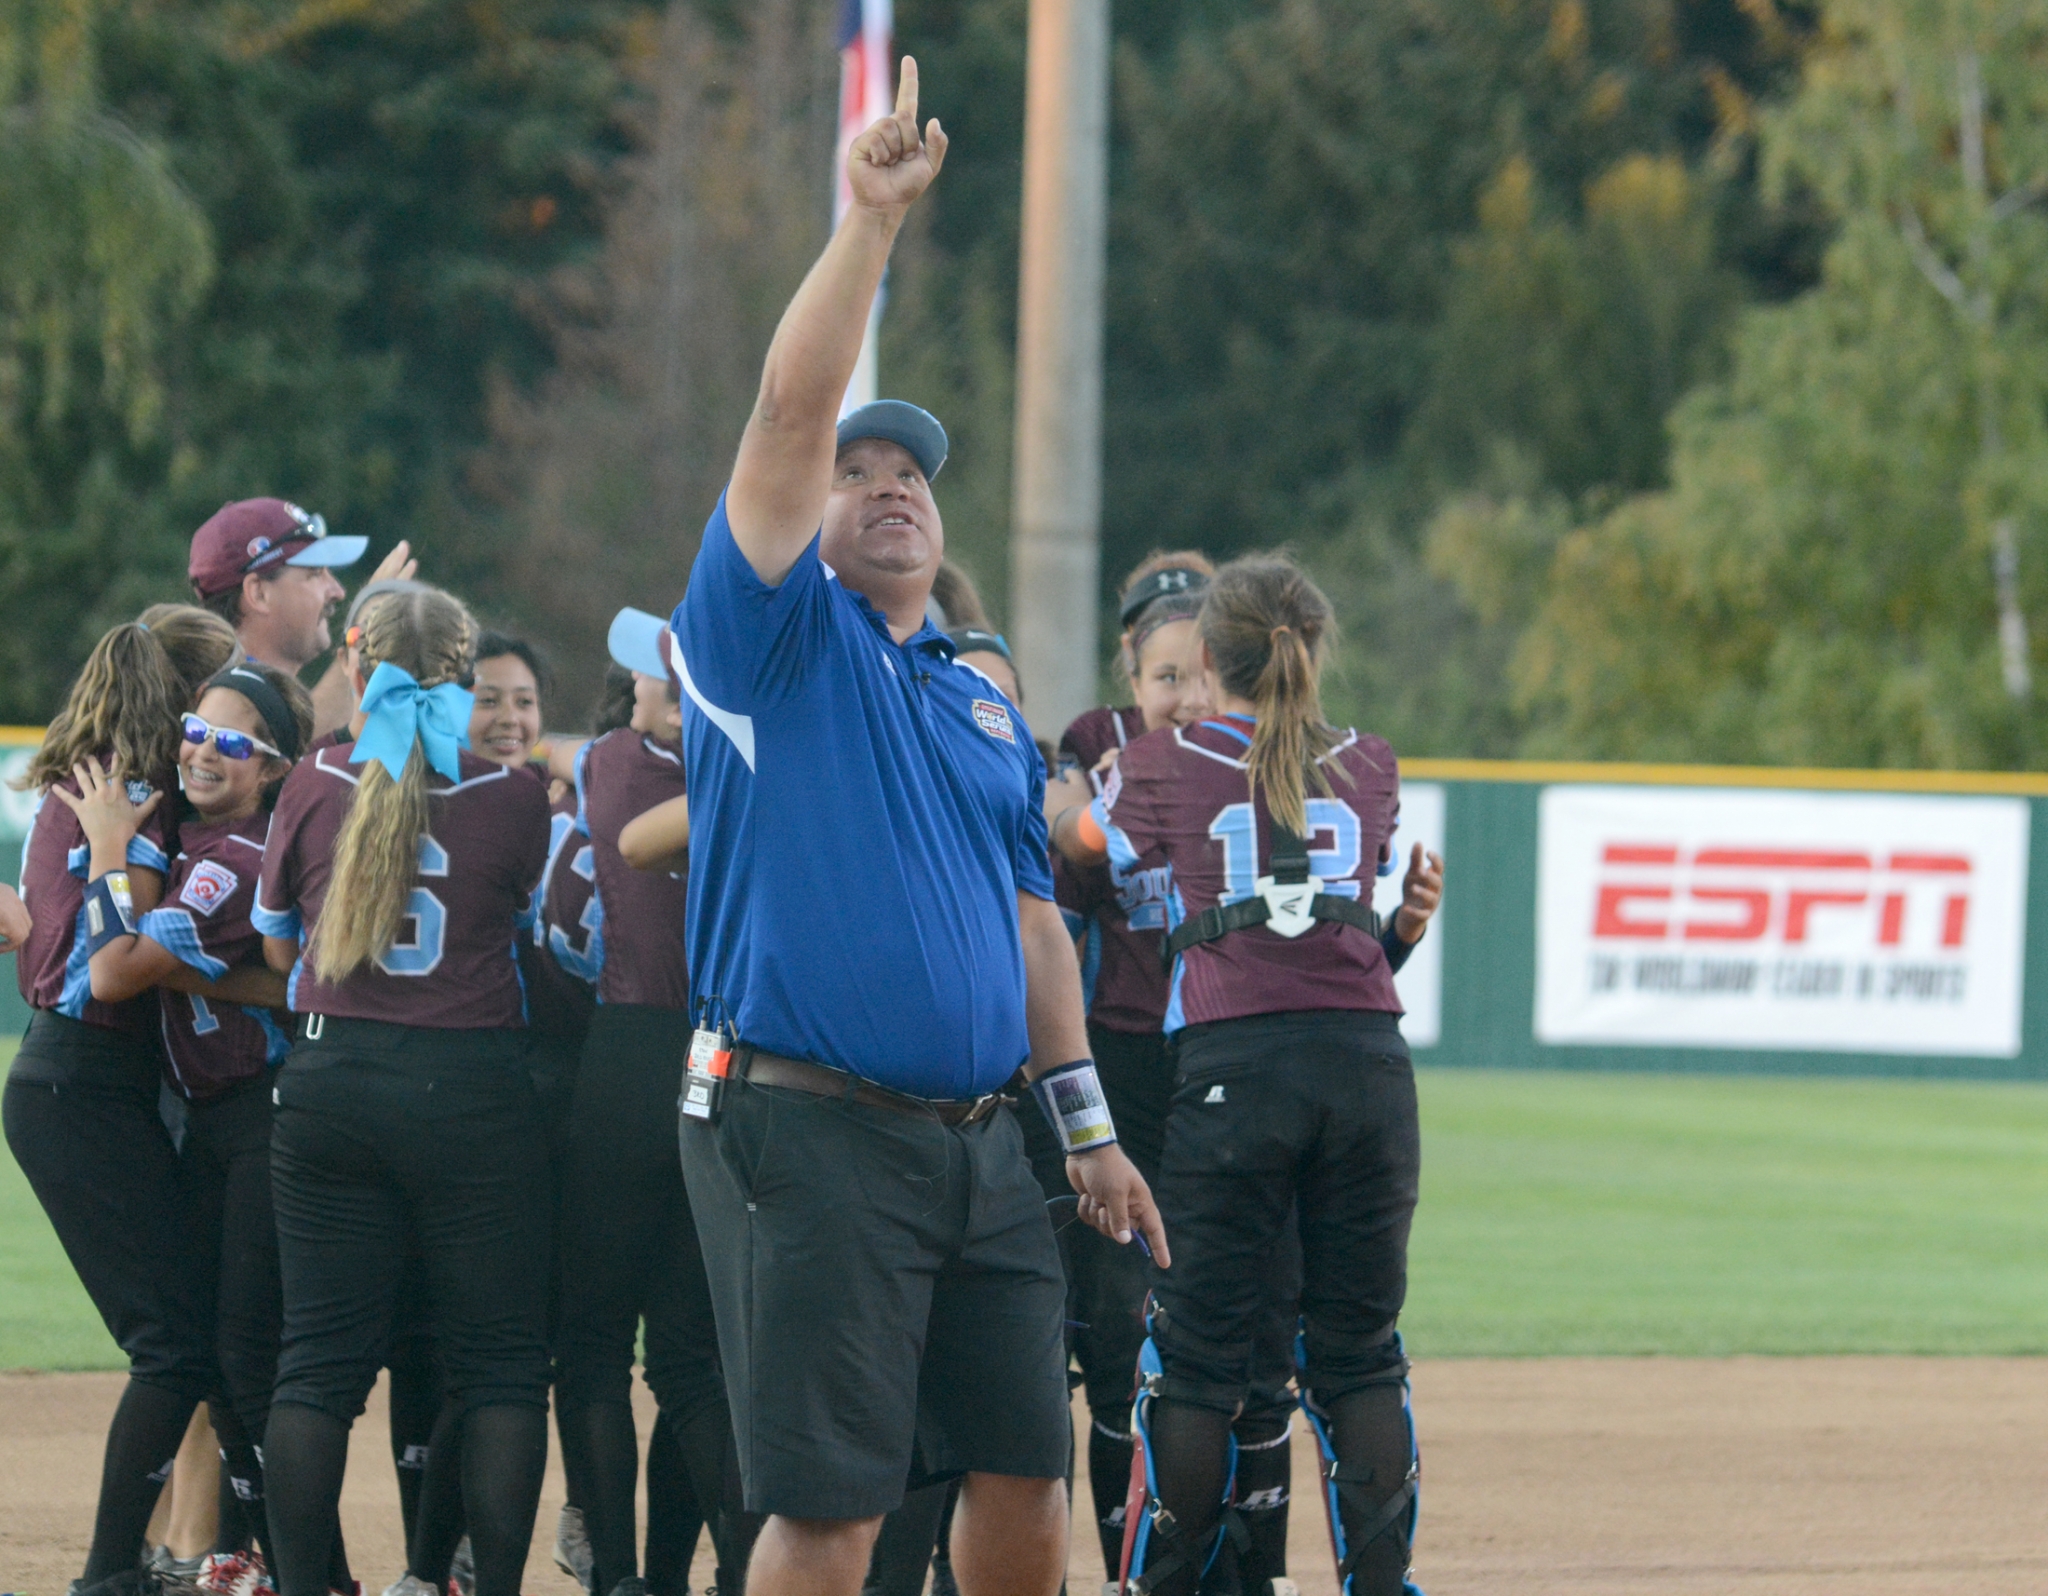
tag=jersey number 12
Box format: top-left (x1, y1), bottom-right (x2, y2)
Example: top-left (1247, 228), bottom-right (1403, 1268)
top-left (1208, 799), bottom-right (1363, 903)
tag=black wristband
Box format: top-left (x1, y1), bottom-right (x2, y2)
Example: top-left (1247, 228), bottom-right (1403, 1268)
top-left (83, 871), bottom-right (137, 956)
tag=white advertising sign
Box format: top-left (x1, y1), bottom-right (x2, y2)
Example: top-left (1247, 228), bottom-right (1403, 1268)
top-left (1374, 782), bottom-right (1445, 1047)
top-left (1534, 785), bottom-right (2029, 1057)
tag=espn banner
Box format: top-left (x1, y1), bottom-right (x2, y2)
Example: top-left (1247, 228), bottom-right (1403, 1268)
top-left (1534, 785), bottom-right (2030, 1057)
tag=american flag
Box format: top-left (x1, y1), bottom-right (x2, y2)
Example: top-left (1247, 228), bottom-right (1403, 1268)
top-left (836, 0), bottom-right (893, 412)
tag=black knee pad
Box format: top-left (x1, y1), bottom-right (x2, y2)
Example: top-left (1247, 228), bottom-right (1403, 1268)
top-left (1152, 1305), bottom-right (1253, 1416)
top-left (1300, 1316), bottom-right (1407, 1405)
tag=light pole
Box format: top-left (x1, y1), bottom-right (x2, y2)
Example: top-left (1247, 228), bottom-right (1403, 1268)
top-left (1009, 0), bottom-right (1109, 734)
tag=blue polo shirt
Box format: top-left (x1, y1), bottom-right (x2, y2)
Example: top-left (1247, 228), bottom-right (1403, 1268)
top-left (671, 492), bottom-right (1054, 1098)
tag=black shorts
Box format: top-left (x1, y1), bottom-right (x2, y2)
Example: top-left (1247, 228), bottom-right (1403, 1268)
top-left (1151, 1010), bottom-right (1417, 1413)
top-left (681, 1075), bottom-right (1070, 1521)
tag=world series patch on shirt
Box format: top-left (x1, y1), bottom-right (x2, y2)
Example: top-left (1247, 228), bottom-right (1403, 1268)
top-left (179, 859), bottom-right (240, 917)
top-left (972, 699), bottom-right (1015, 743)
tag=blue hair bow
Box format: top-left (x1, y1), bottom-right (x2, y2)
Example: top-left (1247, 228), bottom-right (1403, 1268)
top-left (350, 661), bottom-right (473, 783)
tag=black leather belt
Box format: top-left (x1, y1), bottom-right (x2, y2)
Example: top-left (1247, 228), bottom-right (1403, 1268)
top-left (735, 1047), bottom-right (1015, 1127)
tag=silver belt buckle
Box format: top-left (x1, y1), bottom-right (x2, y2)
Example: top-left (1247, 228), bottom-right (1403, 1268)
top-left (964, 1091), bottom-right (1002, 1125)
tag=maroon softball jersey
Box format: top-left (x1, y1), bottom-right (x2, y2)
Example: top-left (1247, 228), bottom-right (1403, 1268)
top-left (139, 814), bottom-right (291, 1097)
top-left (1056, 706), bottom-right (1171, 1034)
top-left (1095, 717), bottom-right (1402, 1030)
top-left (519, 778), bottom-right (597, 1048)
top-left (577, 728), bottom-right (690, 1009)
top-left (539, 778), bottom-right (601, 992)
top-left (1059, 704), bottom-right (1146, 773)
top-left (255, 744), bottom-right (549, 1029)
top-left (16, 760), bottom-right (173, 1033)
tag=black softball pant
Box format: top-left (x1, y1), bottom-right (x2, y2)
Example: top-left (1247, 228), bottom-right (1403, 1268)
top-left (553, 1003), bottom-right (723, 1422)
top-left (4, 1012), bottom-right (216, 1396)
top-left (1150, 1009), bottom-right (1418, 1412)
top-left (1014, 1021), bottom-right (1299, 1580)
top-left (554, 1003), bottom-right (737, 1596)
top-left (264, 1018), bottom-right (552, 1596)
top-left (268, 1018), bottom-right (552, 1421)
top-left (181, 1077), bottom-right (284, 1441)
top-left (4, 1010), bottom-right (215, 1583)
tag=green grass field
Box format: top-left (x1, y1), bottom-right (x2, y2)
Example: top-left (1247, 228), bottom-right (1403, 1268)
top-left (8, 1055), bottom-right (2048, 1367)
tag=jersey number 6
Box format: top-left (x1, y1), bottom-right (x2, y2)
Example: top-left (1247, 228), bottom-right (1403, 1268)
top-left (376, 835), bottom-right (450, 978)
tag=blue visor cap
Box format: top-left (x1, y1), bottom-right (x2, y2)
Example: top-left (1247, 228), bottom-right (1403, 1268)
top-left (287, 534), bottom-right (369, 568)
top-left (836, 400), bottom-right (948, 480)
top-left (608, 606), bottom-right (673, 680)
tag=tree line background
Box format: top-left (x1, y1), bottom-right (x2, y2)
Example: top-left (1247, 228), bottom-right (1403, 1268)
top-left (3, 0), bottom-right (2045, 769)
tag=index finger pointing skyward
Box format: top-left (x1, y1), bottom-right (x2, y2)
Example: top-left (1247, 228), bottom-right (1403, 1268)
top-left (896, 54), bottom-right (919, 129)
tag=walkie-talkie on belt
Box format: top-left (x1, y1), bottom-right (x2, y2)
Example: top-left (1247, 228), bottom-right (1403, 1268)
top-left (683, 999), bottom-right (734, 1125)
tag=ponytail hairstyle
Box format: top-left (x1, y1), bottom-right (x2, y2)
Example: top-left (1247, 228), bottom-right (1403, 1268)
top-left (1197, 554), bottom-right (1345, 837)
top-left (310, 586), bottom-right (477, 983)
top-left (592, 663), bottom-right (637, 735)
top-left (22, 604), bottom-right (240, 794)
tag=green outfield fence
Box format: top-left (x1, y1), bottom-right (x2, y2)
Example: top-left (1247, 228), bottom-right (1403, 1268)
top-left (3, 726), bottom-right (2043, 1078)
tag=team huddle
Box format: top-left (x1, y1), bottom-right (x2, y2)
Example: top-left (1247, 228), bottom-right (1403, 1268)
top-left (3, 56), bottom-right (1445, 1596)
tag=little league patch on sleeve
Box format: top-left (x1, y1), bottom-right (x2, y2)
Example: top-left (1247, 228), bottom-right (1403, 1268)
top-left (179, 860), bottom-right (240, 917)
top-left (971, 699), bottom-right (1016, 744)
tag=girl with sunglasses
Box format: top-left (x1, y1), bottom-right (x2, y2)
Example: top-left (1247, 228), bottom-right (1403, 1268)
top-left (62, 663), bottom-right (316, 1594)
top-left (253, 584), bottom-right (553, 1596)
top-left (4, 605), bottom-right (240, 1596)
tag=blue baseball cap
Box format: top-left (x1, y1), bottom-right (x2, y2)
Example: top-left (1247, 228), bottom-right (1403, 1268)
top-left (608, 606), bottom-right (677, 685)
top-left (836, 400), bottom-right (948, 480)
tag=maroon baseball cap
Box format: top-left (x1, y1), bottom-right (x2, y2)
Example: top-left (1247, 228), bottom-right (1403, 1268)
top-left (188, 498), bottom-right (369, 599)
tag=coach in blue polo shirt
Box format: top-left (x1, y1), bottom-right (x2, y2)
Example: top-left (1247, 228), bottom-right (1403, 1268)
top-left (669, 58), bottom-right (1166, 1596)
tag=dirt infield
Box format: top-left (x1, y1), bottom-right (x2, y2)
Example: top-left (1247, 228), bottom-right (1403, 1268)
top-left (7, 1359), bottom-right (2048, 1596)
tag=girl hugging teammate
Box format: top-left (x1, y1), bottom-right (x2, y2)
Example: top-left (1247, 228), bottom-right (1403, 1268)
top-left (66, 662), bottom-right (315, 1590)
top-left (5, 606), bottom-right (240, 1596)
top-left (252, 585), bottom-right (553, 1596)
top-left (1066, 554), bottom-right (1443, 1596)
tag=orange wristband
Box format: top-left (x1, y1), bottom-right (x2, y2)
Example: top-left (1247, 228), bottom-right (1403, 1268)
top-left (1074, 804), bottom-right (1107, 854)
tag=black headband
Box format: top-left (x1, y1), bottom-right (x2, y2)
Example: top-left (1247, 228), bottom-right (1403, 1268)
top-left (1119, 567), bottom-right (1209, 627)
top-left (948, 628), bottom-right (1013, 663)
top-left (202, 665), bottom-right (303, 762)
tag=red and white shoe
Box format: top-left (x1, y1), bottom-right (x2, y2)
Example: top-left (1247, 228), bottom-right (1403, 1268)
top-left (196, 1551), bottom-right (274, 1596)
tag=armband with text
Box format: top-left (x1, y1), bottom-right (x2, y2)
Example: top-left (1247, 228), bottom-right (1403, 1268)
top-left (1031, 1059), bottom-right (1118, 1154)
top-left (84, 871), bottom-right (137, 956)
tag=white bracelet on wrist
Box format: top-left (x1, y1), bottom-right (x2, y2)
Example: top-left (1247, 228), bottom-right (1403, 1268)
top-left (1032, 1059), bottom-right (1118, 1154)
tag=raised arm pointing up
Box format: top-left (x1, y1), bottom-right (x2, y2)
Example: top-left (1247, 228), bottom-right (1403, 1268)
top-left (725, 57), bottom-right (947, 585)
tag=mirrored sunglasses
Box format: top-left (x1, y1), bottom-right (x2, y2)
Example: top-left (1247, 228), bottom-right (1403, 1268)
top-left (181, 713), bottom-right (282, 762)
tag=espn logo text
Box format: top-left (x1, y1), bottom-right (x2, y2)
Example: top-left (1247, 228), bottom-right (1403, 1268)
top-left (1588, 844), bottom-right (1974, 1005)
top-left (1534, 787), bottom-right (2028, 1058)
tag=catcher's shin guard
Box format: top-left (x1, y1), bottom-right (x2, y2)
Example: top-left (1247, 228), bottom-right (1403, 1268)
top-left (1115, 1321), bottom-right (1240, 1596)
top-left (1295, 1325), bottom-right (1422, 1596)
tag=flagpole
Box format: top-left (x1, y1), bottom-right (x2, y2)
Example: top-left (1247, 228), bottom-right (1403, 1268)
top-left (1009, 0), bottom-right (1109, 733)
